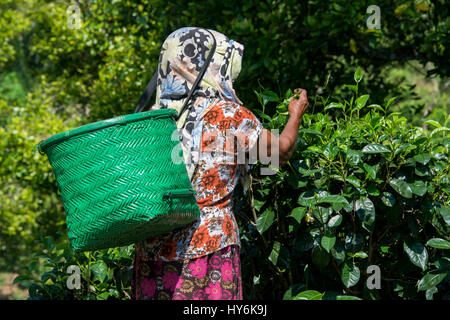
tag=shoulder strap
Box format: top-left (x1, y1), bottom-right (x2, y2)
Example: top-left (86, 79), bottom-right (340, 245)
top-left (134, 29), bottom-right (217, 119)
top-left (134, 71), bottom-right (158, 113)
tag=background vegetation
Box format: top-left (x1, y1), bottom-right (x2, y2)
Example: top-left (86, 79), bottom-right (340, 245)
top-left (0, 0), bottom-right (448, 299)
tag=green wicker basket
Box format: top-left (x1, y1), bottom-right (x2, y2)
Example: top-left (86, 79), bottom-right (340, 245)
top-left (37, 108), bottom-right (200, 252)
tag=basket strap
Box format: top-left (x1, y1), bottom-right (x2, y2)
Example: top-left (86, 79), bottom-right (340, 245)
top-left (134, 71), bottom-right (158, 114)
top-left (175, 30), bottom-right (216, 122)
top-left (134, 29), bottom-right (217, 121)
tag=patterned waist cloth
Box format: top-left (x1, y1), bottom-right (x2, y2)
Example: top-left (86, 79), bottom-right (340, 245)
top-left (131, 244), bottom-right (242, 300)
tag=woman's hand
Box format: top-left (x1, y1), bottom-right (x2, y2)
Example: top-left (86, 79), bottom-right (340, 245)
top-left (288, 88), bottom-right (309, 119)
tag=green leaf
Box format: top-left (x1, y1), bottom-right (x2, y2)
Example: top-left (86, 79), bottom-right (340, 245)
top-left (363, 163), bottom-right (376, 179)
top-left (439, 207), bottom-right (450, 226)
top-left (389, 178), bottom-right (413, 198)
top-left (426, 287), bottom-right (438, 300)
top-left (312, 245), bottom-right (330, 268)
top-left (323, 291), bottom-right (362, 300)
top-left (408, 180), bottom-right (427, 196)
top-left (331, 241), bottom-right (346, 265)
top-left (293, 232), bottom-right (315, 252)
top-left (321, 235), bottom-right (336, 253)
top-left (362, 143), bottom-right (390, 154)
top-left (268, 241), bottom-right (281, 266)
top-left (327, 215), bottom-right (342, 228)
top-left (417, 272), bottom-right (447, 291)
top-left (341, 261), bottom-right (360, 288)
top-left (415, 165), bottom-right (429, 177)
top-left (394, 143), bottom-right (416, 156)
top-left (298, 129), bottom-right (324, 137)
top-left (256, 208), bottom-right (275, 234)
top-left (346, 176), bottom-right (361, 188)
top-left (367, 104), bottom-right (384, 112)
top-left (367, 184), bottom-right (380, 196)
top-left (335, 295), bottom-right (362, 300)
top-left (403, 241), bottom-right (428, 271)
top-left (385, 96), bottom-right (397, 110)
top-left (413, 153), bottom-right (431, 165)
top-left (254, 109), bottom-right (273, 122)
top-left (298, 191), bottom-right (319, 207)
top-left (354, 66), bottom-right (363, 83)
top-left (430, 127), bottom-right (450, 138)
top-left (283, 283), bottom-right (306, 300)
top-left (324, 102), bottom-right (345, 111)
top-left (98, 292), bottom-right (111, 300)
top-left (323, 143), bottom-right (339, 160)
top-left (292, 290), bottom-right (324, 300)
top-left (90, 260), bottom-right (108, 283)
top-left (354, 94), bottom-right (369, 110)
top-left (355, 197), bottom-right (375, 233)
top-left (317, 195), bottom-right (349, 205)
top-left (426, 238), bottom-right (450, 249)
top-left (347, 149), bottom-right (362, 166)
top-left (351, 251), bottom-right (368, 259)
top-left (344, 84), bottom-right (358, 93)
top-left (387, 111), bottom-right (401, 119)
top-left (313, 206), bottom-right (332, 223)
top-left (255, 90), bottom-right (279, 107)
top-left (13, 275), bottom-right (32, 284)
top-left (424, 120), bottom-right (442, 128)
top-left (288, 174), bottom-right (307, 189)
top-left (268, 241), bottom-right (288, 268)
top-left (253, 199), bottom-right (265, 211)
top-left (381, 192), bottom-right (396, 207)
top-left (332, 202), bottom-right (344, 212)
top-left (307, 146), bottom-right (322, 153)
top-left (289, 207), bottom-right (306, 224)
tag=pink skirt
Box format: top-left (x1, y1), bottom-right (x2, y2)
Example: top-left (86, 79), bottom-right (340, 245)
top-left (131, 245), bottom-right (243, 300)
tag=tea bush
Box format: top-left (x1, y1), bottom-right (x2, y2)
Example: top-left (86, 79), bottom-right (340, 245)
top-left (15, 234), bottom-right (133, 300)
top-left (15, 69), bottom-right (449, 300)
top-left (0, 89), bottom-right (80, 270)
top-left (238, 69), bottom-right (449, 300)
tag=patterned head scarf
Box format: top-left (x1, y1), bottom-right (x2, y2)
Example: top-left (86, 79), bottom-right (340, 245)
top-left (151, 27), bottom-right (244, 179)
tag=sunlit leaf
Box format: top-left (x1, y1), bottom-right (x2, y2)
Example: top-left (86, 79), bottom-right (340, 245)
top-left (362, 143), bottom-right (390, 154)
top-left (256, 208), bottom-right (275, 234)
top-left (341, 261), bottom-right (360, 288)
top-left (389, 178), bottom-right (413, 198)
top-left (403, 241), bottom-right (428, 271)
top-left (426, 238), bottom-right (450, 249)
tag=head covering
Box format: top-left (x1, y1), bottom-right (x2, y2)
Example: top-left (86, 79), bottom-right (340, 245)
top-left (151, 27), bottom-right (244, 179)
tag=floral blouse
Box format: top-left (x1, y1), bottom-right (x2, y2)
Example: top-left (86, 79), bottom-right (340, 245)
top-left (135, 100), bottom-right (262, 261)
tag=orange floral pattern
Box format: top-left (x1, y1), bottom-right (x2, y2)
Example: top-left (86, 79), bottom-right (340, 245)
top-left (135, 101), bottom-right (262, 261)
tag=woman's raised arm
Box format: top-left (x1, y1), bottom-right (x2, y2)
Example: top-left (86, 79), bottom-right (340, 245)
top-left (258, 88), bottom-right (309, 167)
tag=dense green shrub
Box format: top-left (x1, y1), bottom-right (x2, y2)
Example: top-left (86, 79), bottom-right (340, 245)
top-left (15, 235), bottom-right (133, 300)
top-left (16, 69), bottom-right (449, 300)
top-left (2, 0), bottom-right (448, 301)
top-left (1, 0), bottom-right (448, 276)
top-left (238, 69), bottom-right (449, 300)
top-left (0, 89), bottom-right (80, 270)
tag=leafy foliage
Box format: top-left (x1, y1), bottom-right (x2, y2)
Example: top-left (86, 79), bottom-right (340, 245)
top-left (238, 69), bottom-right (449, 300)
top-left (12, 68), bottom-right (450, 300)
top-left (0, 90), bottom-right (79, 269)
top-left (15, 235), bottom-right (133, 300)
top-left (0, 0), bottom-right (448, 300)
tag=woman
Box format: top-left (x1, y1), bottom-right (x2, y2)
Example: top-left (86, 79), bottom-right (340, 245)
top-left (132, 27), bottom-right (309, 300)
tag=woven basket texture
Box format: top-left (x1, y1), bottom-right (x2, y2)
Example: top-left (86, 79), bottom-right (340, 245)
top-left (38, 109), bottom-right (200, 251)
